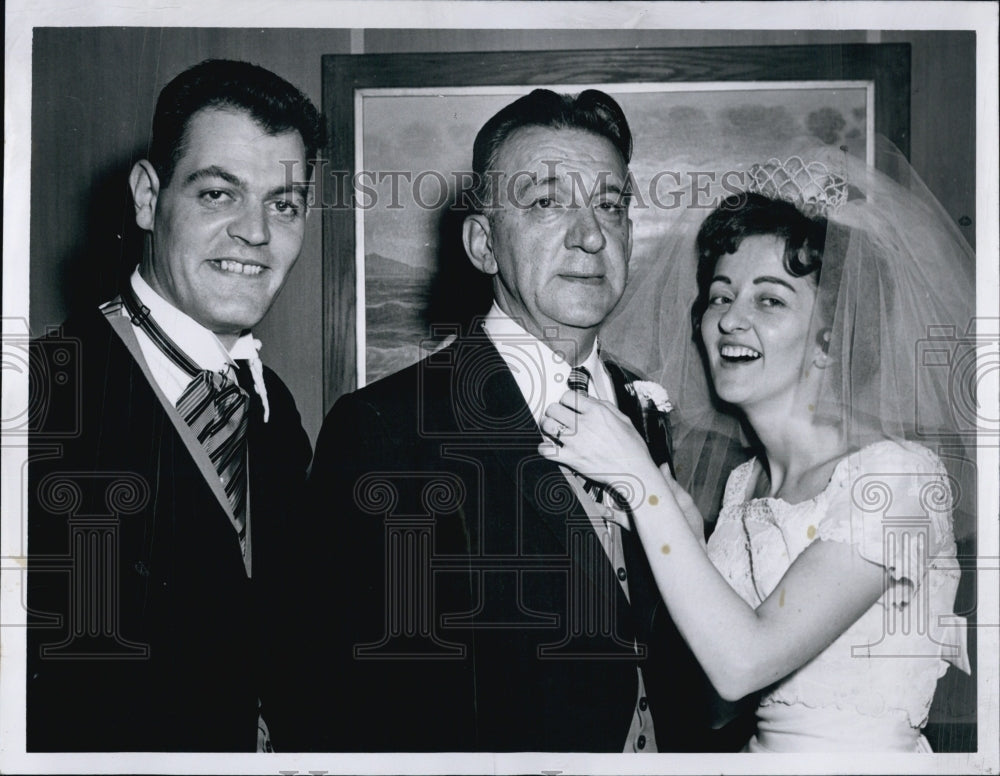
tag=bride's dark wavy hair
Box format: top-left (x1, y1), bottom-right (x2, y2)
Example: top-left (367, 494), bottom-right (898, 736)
top-left (691, 192), bottom-right (832, 327)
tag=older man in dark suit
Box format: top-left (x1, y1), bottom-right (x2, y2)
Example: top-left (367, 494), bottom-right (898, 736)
top-left (307, 89), bottom-right (715, 752)
top-left (27, 59), bottom-right (321, 752)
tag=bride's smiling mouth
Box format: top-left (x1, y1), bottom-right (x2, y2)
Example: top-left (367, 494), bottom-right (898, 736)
top-left (719, 344), bottom-right (761, 363)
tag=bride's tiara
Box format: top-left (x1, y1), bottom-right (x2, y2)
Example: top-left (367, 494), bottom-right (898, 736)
top-left (746, 156), bottom-right (848, 217)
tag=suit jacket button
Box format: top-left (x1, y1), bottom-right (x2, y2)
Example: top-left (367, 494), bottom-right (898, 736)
top-left (639, 696), bottom-right (648, 711)
top-left (617, 567), bottom-right (627, 581)
top-left (637, 735), bottom-right (646, 749)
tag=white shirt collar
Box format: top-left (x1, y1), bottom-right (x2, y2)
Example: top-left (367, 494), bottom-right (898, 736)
top-left (481, 302), bottom-right (612, 427)
top-left (131, 270), bottom-right (247, 372)
top-left (129, 269), bottom-right (270, 421)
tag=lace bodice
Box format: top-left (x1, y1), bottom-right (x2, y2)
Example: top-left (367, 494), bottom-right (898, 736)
top-left (706, 440), bottom-right (969, 737)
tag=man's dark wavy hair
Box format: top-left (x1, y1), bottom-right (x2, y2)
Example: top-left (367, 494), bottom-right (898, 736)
top-left (147, 59), bottom-right (324, 188)
top-left (468, 88), bottom-right (632, 212)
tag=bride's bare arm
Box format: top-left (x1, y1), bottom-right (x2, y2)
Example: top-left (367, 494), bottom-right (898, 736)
top-left (539, 392), bottom-right (885, 702)
top-left (660, 464), bottom-right (706, 546)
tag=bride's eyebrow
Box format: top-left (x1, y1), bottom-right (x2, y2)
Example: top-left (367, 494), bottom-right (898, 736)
top-left (753, 275), bottom-right (797, 292)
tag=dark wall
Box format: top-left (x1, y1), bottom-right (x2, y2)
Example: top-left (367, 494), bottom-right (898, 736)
top-left (30, 28), bottom-right (977, 443)
top-left (31, 27), bottom-right (351, 444)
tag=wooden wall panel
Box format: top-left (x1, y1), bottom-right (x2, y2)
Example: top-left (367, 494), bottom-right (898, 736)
top-left (30, 28), bottom-right (350, 443)
top-left (362, 28), bottom-right (872, 53)
top-left (886, 30), bottom-right (976, 246)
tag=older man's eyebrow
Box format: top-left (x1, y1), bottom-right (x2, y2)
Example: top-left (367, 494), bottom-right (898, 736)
top-left (183, 165), bottom-right (244, 189)
top-left (513, 174), bottom-right (627, 200)
top-left (512, 174), bottom-right (556, 199)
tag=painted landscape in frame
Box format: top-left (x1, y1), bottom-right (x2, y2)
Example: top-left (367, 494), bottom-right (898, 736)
top-left (357, 82), bottom-right (872, 385)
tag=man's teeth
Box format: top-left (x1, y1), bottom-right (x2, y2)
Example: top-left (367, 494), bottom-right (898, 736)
top-left (720, 345), bottom-right (761, 359)
top-left (218, 260), bottom-right (263, 276)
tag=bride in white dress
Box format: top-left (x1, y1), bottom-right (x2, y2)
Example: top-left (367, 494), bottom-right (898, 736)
top-left (540, 145), bottom-right (973, 752)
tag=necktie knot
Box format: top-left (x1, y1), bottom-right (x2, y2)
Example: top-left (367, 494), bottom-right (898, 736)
top-left (177, 369), bottom-right (247, 419)
top-left (206, 366), bottom-right (235, 394)
top-left (211, 371), bottom-right (249, 416)
top-left (112, 284), bottom-right (252, 563)
top-left (568, 366), bottom-right (592, 395)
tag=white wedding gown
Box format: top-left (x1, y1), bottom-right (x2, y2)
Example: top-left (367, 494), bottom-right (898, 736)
top-left (706, 440), bottom-right (970, 752)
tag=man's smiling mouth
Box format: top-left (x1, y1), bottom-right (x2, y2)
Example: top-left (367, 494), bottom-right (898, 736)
top-left (213, 259), bottom-right (265, 276)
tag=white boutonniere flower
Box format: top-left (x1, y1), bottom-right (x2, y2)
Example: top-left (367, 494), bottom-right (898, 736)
top-left (629, 380), bottom-right (673, 414)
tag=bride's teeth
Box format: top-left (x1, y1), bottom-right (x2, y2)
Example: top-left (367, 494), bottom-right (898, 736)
top-left (721, 345), bottom-right (760, 359)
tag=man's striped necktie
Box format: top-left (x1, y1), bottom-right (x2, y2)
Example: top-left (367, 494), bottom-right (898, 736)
top-left (568, 366), bottom-right (604, 503)
top-left (119, 285), bottom-right (250, 555)
top-left (567, 365), bottom-right (592, 396)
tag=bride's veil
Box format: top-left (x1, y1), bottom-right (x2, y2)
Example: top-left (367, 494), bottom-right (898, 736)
top-left (602, 136), bottom-right (978, 549)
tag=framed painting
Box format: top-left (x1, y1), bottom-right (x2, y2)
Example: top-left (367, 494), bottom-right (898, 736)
top-left (320, 44), bottom-right (910, 408)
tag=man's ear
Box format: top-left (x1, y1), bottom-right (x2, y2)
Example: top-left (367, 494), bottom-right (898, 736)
top-left (462, 214), bottom-right (498, 275)
top-left (129, 160), bottom-right (160, 232)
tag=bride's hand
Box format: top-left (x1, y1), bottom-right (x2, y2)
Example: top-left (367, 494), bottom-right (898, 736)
top-left (538, 391), bottom-right (660, 485)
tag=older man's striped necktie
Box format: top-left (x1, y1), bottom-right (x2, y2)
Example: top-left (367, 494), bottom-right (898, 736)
top-left (568, 366), bottom-right (605, 503)
top-left (117, 285), bottom-right (250, 555)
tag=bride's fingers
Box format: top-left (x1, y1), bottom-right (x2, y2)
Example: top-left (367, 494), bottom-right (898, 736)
top-left (539, 415), bottom-right (567, 443)
top-left (543, 401), bottom-right (578, 428)
top-left (593, 397), bottom-right (633, 426)
top-left (556, 389), bottom-right (597, 412)
top-left (557, 391), bottom-right (631, 424)
top-left (538, 437), bottom-right (564, 460)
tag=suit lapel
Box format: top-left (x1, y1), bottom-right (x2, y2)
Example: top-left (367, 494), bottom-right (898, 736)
top-left (604, 357), bottom-right (674, 474)
top-left (603, 356), bottom-right (669, 641)
top-left (240, 365), bottom-right (285, 579)
top-left (462, 334), bottom-right (570, 548)
top-left (605, 359), bottom-right (642, 432)
top-left (457, 335), bottom-right (633, 616)
top-left (104, 312), bottom-right (250, 574)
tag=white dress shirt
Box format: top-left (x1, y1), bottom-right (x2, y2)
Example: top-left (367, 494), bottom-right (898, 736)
top-left (118, 268), bottom-right (269, 416)
top-left (482, 302), bottom-right (615, 428)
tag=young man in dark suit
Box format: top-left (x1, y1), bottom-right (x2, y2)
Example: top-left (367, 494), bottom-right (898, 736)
top-left (307, 89), bottom-right (715, 752)
top-left (27, 59), bottom-right (321, 752)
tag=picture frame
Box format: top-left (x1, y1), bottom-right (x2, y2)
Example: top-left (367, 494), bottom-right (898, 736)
top-left (320, 43), bottom-right (910, 409)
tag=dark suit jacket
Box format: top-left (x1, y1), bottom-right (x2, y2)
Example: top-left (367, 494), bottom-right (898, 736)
top-left (27, 307), bottom-right (312, 752)
top-left (304, 332), bottom-right (714, 751)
